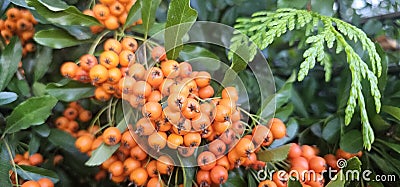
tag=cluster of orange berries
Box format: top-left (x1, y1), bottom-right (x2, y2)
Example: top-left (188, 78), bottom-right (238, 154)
top-left (10, 152), bottom-right (54, 187)
top-left (54, 102), bottom-right (92, 136)
top-left (60, 37), bottom-right (138, 101)
top-left (83, 0), bottom-right (142, 32)
top-left (258, 144), bottom-right (363, 187)
top-left (0, 7), bottom-right (37, 56)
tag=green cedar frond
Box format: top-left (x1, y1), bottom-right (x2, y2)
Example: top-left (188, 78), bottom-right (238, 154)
top-left (230, 8), bottom-right (382, 150)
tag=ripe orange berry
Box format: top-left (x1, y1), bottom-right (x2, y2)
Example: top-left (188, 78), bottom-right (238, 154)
top-left (37, 178), bottom-right (54, 187)
top-left (179, 62), bottom-right (192, 78)
top-left (146, 160), bottom-right (158, 178)
top-left (121, 37), bottom-right (138, 52)
top-left (130, 145), bottom-right (148, 161)
top-left (119, 50), bottom-right (135, 66)
top-left (146, 67), bottom-right (164, 87)
top-left (161, 60), bottom-right (180, 78)
top-left (6, 8), bottom-right (20, 21)
top-left (290, 156), bottom-right (309, 170)
top-left (214, 105), bottom-right (231, 122)
top-left (147, 177), bottom-right (163, 187)
top-left (151, 46), bottom-right (166, 61)
top-left (78, 110), bottom-right (92, 122)
top-left (28, 153), bottom-right (43, 166)
top-left (268, 118), bottom-right (286, 139)
top-left (103, 127), bottom-right (121, 146)
top-left (288, 143), bottom-right (302, 159)
top-left (21, 180), bottom-right (40, 187)
top-left (121, 131), bottom-right (137, 149)
top-left (258, 180), bottom-right (277, 187)
top-left (109, 1), bottom-right (125, 16)
top-left (104, 38), bottom-right (122, 54)
top-left (167, 133), bottom-right (183, 149)
top-left (107, 67), bottom-right (122, 84)
top-left (210, 166), bottom-right (228, 184)
top-left (75, 135), bottom-right (94, 153)
top-left (128, 63), bottom-right (146, 80)
top-left (142, 101), bottom-right (162, 120)
top-left (108, 160), bottom-right (124, 177)
top-left (63, 107), bottom-right (78, 120)
top-left (89, 64), bottom-right (109, 83)
top-left (196, 169), bottom-right (212, 187)
top-left (93, 4), bottom-right (110, 20)
top-left (301, 145), bottom-right (316, 161)
top-left (17, 19), bottom-right (33, 32)
top-left (309, 156), bottom-right (327, 173)
top-left (100, 51), bottom-right (119, 69)
top-left (183, 132), bottom-right (202, 147)
top-left (55, 116), bottom-right (69, 129)
top-left (197, 151), bottom-right (217, 171)
top-left (60, 62), bottom-right (78, 78)
top-left (148, 131), bottom-right (167, 152)
top-left (132, 81), bottom-right (152, 98)
top-left (178, 146), bottom-right (196, 157)
top-left (221, 87), bottom-right (239, 101)
top-left (198, 85), bottom-right (215, 99)
top-left (94, 87), bottom-right (111, 101)
top-left (195, 71), bottom-right (211, 88)
top-left (156, 155), bottom-right (174, 175)
top-left (234, 138), bottom-right (255, 157)
top-left (272, 171), bottom-right (288, 187)
top-left (130, 167), bottom-right (148, 186)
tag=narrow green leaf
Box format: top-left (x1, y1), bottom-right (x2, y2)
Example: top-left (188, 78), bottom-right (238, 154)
top-left (221, 169), bottom-right (246, 187)
top-left (165, 0), bottom-right (198, 60)
top-left (85, 143), bottom-right (119, 166)
top-left (0, 92), bottom-right (18, 106)
top-left (29, 134), bottom-right (41, 155)
top-left (257, 144), bottom-right (291, 162)
top-left (340, 130), bottom-right (363, 154)
top-left (141, 0), bottom-right (161, 38)
top-left (0, 0), bottom-right (10, 16)
top-left (34, 29), bottom-right (92, 49)
top-left (32, 124), bottom-right (51, 137)
top-left (46, 80), bottom-right (95, 102)
top-left (5, 95), bottom-right (58, 134)
top-left (0, 37), bottom-right (22, 91)
top-left (33, 46), bottom-right (53, 81)
top-left (27, 0), bottom-right (100, 26)
top-left (10, 0), bottom-right (31, 9)
top-left (376, 139), bottom-right (400, 154)
top-left (6, 77), bottom-right (31, 97)
top-left (288, 177), bottom-right (302, 187)
top-left (322, 117), bottom-right (340, 143)
top-left (382, 105), bottom-right (400, 121)
top-left (37, 0), bottom-right (68, 11)
top-left (247, 172), bottom-right (257, 187)
top-left (0, 142), bottom-right (12, 187)
top-left (177, 154), bottom-right (196, 187)
top-left (123, 0), bottom-right (141, 29)
top-left (16, 165), bottom-right (59, 183)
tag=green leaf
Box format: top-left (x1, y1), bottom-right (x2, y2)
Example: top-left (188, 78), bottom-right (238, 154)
top-left (85, 143), bottom-right (119, 166)
top-left (179, 45), bottom-right (221, 71)
top-left (6, 77), bottom-right (30, 97)
top-left (27, 0), bottom-right (100, 26)
top-left (382, 105), bottom-right (400, 121)
top-left (48, 129), bottom-right (78, 153)
top-left (123, 0), bottom-right (141, 29)
top-left (288, 177), bottom-right (302, 187)
top-left (32, 124), bottom-right (51, 137)
top-left (10, 0), bottom-right (31, 9)
top-left (322, 117), bottom-right (341, 143)
top-left (311, 0), bottom-right (334, 16)
top-left (4, 95), bottom-right (58, 134)
top-left (34, 29), bottom-right (92, 49)
top-left (16, 165), bottom-right (59, 183)
top-left (37, 0), bottom-right (68, 11)
top-left (0, 142), bottom-right (12, 187)
top-left (375, 139), bottom-right (400, 154)
top-left (0, 0), bottom-right (10, 16)
top-left (0, 92), bottom-right (18, 106)
top-left (33, 46), bottom-right (53, 81)
top-left (340, 130), bottom-right (363, 154)
top-left (32, 82), bottom-right (47, 97)
top-left (277, 0), bottom-right (308, 9)
top-left (165, 0), bottom-right (198, 60)
top-left (257, 144), bottom-right (291, 162)
top-left (344, 157), bottom-right (362, 172)
top-left (326, 170), bottom-right (345, 187)
top-left (0, 37), bottom-right (22, 91)
top-left (29, 134), bottom-right (41, 155)
top-left (46, 80), bottom-right (95, 102)
top-left (221, 169), bottom-right (246, 187)
top-left (247, 172), bottom-right (257, 187)
top-left (141, 0), bottom-right (161, 38)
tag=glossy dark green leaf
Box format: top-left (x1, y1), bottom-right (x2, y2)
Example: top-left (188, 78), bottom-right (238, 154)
top-left (275, 103), bottom-right (294, 121)
top-left (123, 0), bottom-right (141, 29)
top-left (10, 0), bottom-right (31, 9)
top-left (29, 134), bottom-right (40, 155)
top-left (247, 172), bottom-right (257, 187)
top-left (57, 24), bottom-right (93, 40)
top-left (6, 77), bottom-right (30, 97)
top-left (27, 0), bottom-right (100, 26)
top-left (257, 144), bottom-right (291, 162)
top-left (142, 0), bottom-right (161, 38)
top-left (277, 0), bottom-right (307, 8)
top-left (340, 130), bottom-right (363, 154)
top-left (0, 0), bottom-right (10, 16)
top-left (37, 0), bottom-right (68, 11)
top-left (32, 82), bottom-right (47, 97)
top-left (131, 22), bottom-right (165, 36)
top-left (326, 170), bottom-right (345, 187)
top-left (85, 143), bottom-right (119, 166)
top-left (311, 0), bottom-right (334, 16)
top-left (382, 105), bottom-right (400, 121)
top-left (5, 95), bottom-right (58, 134)
top-left (48, 129), bottom-right (77, 153)
top-left (46, 80), bottom-right (95, 102)
top-left (0, 37), bottom-right (22, 91)
top-left (16, 165), bottom-right (59, 183)
top-left (34, 29), bottom-right (92, 49)
top-left (270, 118), bottom-right (298, 148)
top-left (288, 177), bottom-right (302, 187)
top-left (221, 169), bottom-right (246, 187)
top-left (32, 124), bottom-right (51, 137)
top-left (322, 117), bottom-right (340, 143)
top-left (0, 142), bottom-right (12, 187)
top-left (165, 0), bottom-right (198, 60)
top-left (178, 154), bottom-right (196, 187)
top-left (33, 46), bottom-right (53, 81)
top-left (180, 45), bottom-right (219, 60)
top-left (0, 92), bottom-right (17, 106)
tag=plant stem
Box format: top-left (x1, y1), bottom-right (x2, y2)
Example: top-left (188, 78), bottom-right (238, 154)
top-left (88, 30), bottom-right (111, 55)
top-left (4, 140), bottom-right (19, 186)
